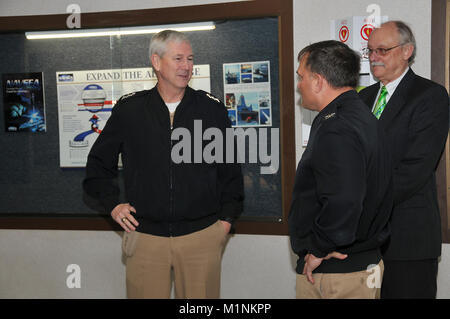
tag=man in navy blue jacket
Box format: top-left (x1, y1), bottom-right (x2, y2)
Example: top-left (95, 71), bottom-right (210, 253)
top-left (289, 40), bottom-right (393, 299)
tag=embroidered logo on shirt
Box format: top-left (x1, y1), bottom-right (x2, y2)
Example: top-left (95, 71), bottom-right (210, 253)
top-left (324, 112), bottom-right (336, 120)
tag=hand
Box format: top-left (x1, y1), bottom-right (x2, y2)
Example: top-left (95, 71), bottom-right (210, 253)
top-left (220, 220), bottom-right (232, 235)
top-left (111, 203), bottom-right (139, 233)
top-left (302, 251), bottom-right (347, 284)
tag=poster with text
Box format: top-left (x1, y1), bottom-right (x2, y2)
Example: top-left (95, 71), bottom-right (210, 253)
top-left (223, 61), bottom-right (272, 127)
top-left (56, 65), bottom-right (210, 167)
top-left (2, 72), bottom-right (46, 132)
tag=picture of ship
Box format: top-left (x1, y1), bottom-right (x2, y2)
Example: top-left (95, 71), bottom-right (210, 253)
top-left (224, 64), bottom-right (241, 84)
top-left (253, 62), bottom-right (269, 82)
top-left (237, 93), bottom-right (259, 125)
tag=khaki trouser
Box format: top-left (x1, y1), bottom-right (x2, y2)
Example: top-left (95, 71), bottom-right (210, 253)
top-left (296, 260), bottom-right (384, 299)
top-left (123, 220), bottom-right (228, 299)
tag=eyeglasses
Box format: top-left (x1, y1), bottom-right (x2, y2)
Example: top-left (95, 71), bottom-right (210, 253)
top-left (362, 44), bottom-right (404, 59)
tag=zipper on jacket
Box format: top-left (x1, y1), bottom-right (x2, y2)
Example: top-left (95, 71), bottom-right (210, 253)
top-left (169, 111), bottom-right (175, 236)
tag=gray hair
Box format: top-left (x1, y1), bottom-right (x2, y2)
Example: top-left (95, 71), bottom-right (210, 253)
top-left (149, 30), bottom-right (190, 62)
top-left (388, 21), bottom-right (416, 66)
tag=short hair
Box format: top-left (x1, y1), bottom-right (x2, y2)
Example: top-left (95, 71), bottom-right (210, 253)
top-left (388, 20), bottom-right (416, 66)
top-left (149, 30), bottom-right (190, 61)
top-left (298, 40), bottom-right (361, 89)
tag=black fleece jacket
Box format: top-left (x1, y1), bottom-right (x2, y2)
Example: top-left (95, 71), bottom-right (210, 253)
top-left (83, 86), bottom-right (244, 236)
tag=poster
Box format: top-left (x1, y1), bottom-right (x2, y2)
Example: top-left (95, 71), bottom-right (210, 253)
top-left (223, 61), bottom-right (272, 127)
top-left (2, 72), bottom-right (46, 132)
top-left (56, 65), bottom-right (210, 167)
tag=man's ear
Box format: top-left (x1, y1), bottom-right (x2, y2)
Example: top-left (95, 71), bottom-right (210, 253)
top-left (151, 54), bottom-right (160, 72)
top-left (402, 43), bottom-right (414, 62)
top-left (312, 73), bottom-right (323, 93)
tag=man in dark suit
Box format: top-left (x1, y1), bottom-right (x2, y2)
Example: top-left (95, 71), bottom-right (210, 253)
top-left (289, 40), bottom-right (393, 299)
top-left (359, 21), bottom-right (449, 299)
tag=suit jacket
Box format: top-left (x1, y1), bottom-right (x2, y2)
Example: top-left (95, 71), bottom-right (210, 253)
top-left (359, 69), bottom-right (449, 260)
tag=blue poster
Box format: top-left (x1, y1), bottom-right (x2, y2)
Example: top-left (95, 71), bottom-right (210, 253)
top-left (2, 72), bottom-right (46, 132)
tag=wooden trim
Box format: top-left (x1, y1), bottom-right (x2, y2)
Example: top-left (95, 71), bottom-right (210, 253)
top-left (446, 138), bottom-right (450, 231)
top-left (447, 0), bottom-right (450, 91)
top-left (0, 0), bottom-right (295, 236)
top-left (0, 215), bottom-right (290, 235)
top-left (0, 1), bottom-right (284, 32)
top-left (431, 0), bottom-right (447, 86)
top-left (431, 0), bottom-right (450, 243)
top-left (445, 0), bottom-right (450, 234)
top-left (0, 215), bottom-right (119, 231)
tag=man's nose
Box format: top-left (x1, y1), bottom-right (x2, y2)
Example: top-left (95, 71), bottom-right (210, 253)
top-left (369, 51), bottom-right (378, 62)
top-left (180, 59), bottom-right (191, 69)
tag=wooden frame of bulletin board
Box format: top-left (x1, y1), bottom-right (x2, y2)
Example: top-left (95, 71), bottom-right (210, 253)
top-left (0, 0), bottom-right (295, 235)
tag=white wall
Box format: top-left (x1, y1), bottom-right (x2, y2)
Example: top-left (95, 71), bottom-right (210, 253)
top-left (1, 0), bottom-right (449, 299)
top-left (0, 230), bottom-right (297, 298)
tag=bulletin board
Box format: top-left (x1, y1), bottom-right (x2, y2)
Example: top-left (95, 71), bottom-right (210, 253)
top-left (0, 0), bottom-right (295, 235)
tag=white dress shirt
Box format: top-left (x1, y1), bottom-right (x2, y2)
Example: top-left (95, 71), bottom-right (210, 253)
top-left (371, 67), bottom-right (410, 112)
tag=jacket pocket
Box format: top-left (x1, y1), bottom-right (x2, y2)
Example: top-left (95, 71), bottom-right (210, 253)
top-left (122, 231), bottom-right (140, 257)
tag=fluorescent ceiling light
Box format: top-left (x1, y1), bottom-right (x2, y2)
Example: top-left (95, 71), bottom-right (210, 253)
top-left (25, 22), bottom-right (215, 40)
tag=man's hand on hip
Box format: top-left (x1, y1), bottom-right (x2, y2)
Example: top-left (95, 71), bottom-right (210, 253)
top-left (303, 251), bottom-right (348, 284)
top-left (111, 203), bottom-right (139, 233)
top-left (220, 220), bottom-right (232, 234)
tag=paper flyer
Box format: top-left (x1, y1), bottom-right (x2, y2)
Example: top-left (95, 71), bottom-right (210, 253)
top-left (56, 65), bottom-right (210, 167)
top-left (223, 61), bottom-right (272, 127)
top-left (2, 72), bottom-right (46, 132)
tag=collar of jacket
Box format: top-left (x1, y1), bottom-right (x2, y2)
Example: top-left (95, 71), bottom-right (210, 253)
top-left (317, 89), bottom-right (359, 122)
top-left (148, 85), bottom-right (196, 127)
top-left (376, 68), bottom-right (415, 127)
top-left (360, 69), bottom-right (415, 128)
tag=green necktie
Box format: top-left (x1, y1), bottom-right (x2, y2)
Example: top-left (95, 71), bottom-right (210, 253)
top-left (373, 86), bottom-right (387, 119)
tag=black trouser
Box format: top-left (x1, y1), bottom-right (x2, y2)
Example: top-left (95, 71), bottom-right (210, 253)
top-left (381, 259), bottom-right (438, 299)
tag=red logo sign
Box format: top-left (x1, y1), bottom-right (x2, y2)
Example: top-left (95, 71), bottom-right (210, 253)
top-left (360, 24), bottom-right (374, 41)
top-left (339, 25), bottom-right (349, 42)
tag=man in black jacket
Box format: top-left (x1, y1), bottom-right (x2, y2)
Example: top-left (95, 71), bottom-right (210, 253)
top-left (83, 30), bottom-right (244, 298)
top-left (359, 21), bottom-right (449, 299)
top-left (289, 40), bottom-right (393, 298)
